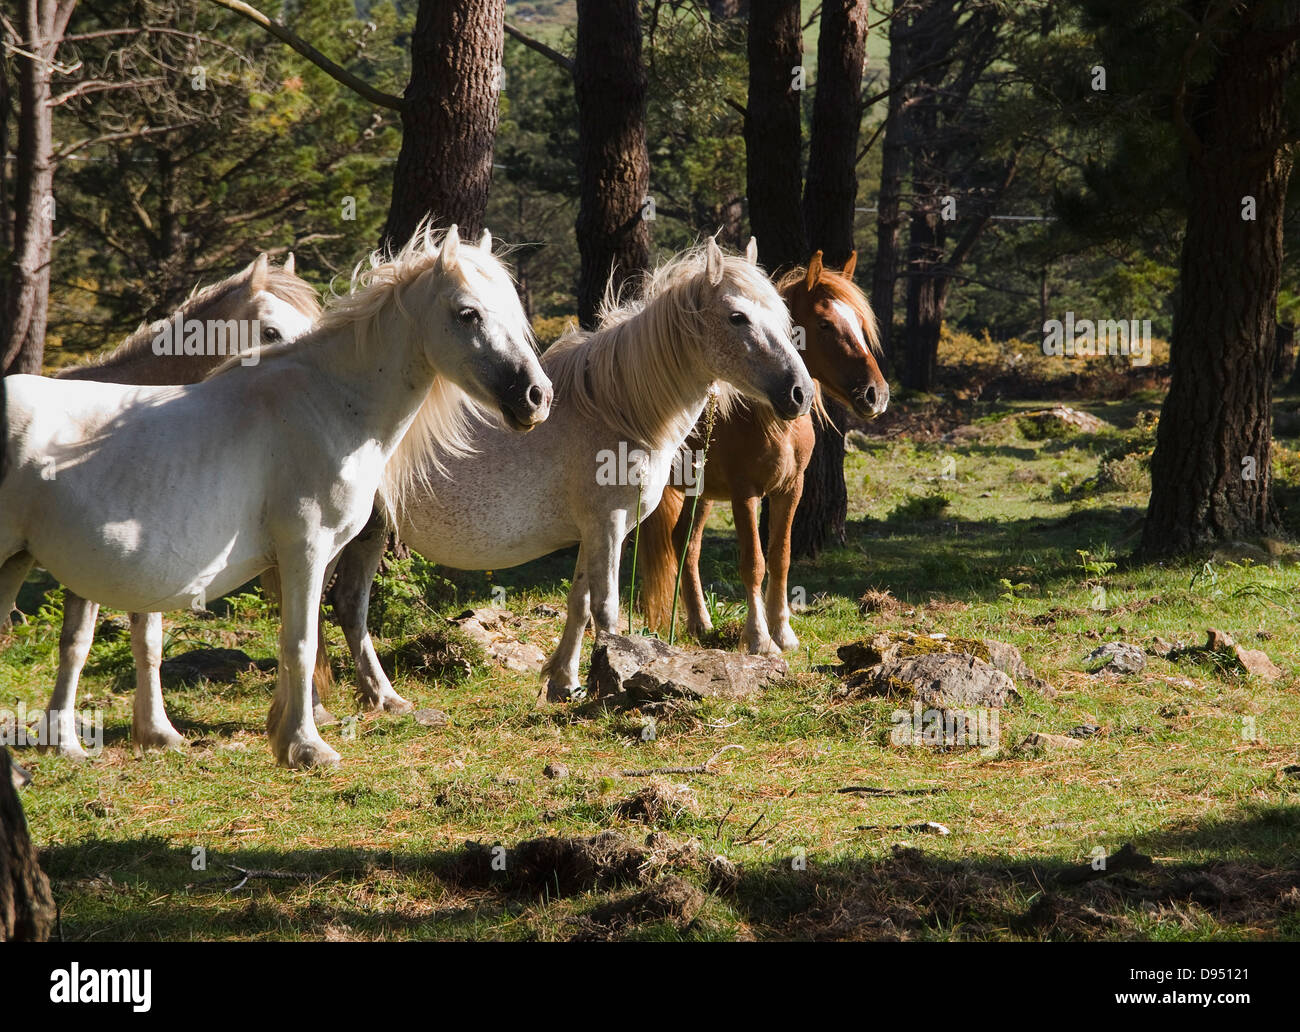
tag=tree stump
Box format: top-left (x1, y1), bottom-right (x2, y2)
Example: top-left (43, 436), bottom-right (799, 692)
top-left (0, 747), bottom-right (56, 941)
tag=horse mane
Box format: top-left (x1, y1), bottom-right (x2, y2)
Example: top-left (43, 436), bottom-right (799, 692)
top-left (543, 244), bottom-right (788, 454)
top-left (59, 265), bottom-right (321, 378)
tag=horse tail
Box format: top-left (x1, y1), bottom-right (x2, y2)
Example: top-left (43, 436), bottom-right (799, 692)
top-left (640, 485), bottom-right (686, 633)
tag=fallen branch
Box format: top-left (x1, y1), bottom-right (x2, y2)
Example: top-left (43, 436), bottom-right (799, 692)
top-left (619, 744), bottom-right (743, 778)
top-left (836, 785), bottom-right (946, 797)
top-left (191, 862), bottom-right (321, 893)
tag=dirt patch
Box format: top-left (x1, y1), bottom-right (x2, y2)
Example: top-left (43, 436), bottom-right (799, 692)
top-left (615, 780), bottom-right (700, 824)
top-left (571, 875), bottom-right (707, 940)
top-left (449, 831), bottom-right (651, 898)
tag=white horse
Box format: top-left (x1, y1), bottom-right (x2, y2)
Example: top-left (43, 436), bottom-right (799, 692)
top-left (323, 236), bottom-right (814, 709)
top-left (0, 224), bottom-right (552, 768)
top-left (36, 254), bottom-right (321, 759)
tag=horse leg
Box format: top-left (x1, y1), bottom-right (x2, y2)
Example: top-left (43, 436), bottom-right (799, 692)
top-left (263, 565), bottom-right (334, 725)
top-left (734, 494), bottom-right (777, 656)
top-left (764, 477), bottom-right (802, 652)
top-left (131, 612), bottom-right (185, 753)
top-left (266, 553), bottom-right (339, 769)
top-left (0, 552), bottom-right (34, 631)
top-left (540, 545), bottom-right (590, 703)
top-left (43, 590), bottom-right (98, 760)
top-left (674, 496), bottom-right (714, 639)
top-left (329, 520), bottom-right (410, 715)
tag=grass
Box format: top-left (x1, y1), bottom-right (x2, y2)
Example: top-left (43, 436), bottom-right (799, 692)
top-left (5, 393), bottom-right (1300, 941)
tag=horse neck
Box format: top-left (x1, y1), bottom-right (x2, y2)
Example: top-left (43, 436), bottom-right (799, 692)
top-left (286, 310), bottom-right (437, 460)
top-left (569, 297), bottom-right (716, 455)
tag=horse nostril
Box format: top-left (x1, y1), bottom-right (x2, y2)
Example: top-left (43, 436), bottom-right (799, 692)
top-left (791, 384), bottom-right (805, 408)
top-left (527, 384), bottom-right (545, 408)
top-left (865, 385), bottom-right (877, 405)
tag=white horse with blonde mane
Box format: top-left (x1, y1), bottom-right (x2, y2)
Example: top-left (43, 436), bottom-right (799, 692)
top-left (322, 236), bottom-right (813, 708)
top-left (0, 224), bottom-right (552, 768)
top-left (29, 253), bottom-right (321, 759)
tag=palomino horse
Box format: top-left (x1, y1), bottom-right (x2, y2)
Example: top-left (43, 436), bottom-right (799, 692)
top-left (0, 224), bottom-right (552, 768)
top-left (39, 254), bottom-right (321, 759)
top-left (640, 251), bottom-right (888, 654)
top-left (319, 236), bottom-right (814, 709)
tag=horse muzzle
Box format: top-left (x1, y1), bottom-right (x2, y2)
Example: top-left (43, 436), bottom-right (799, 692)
top-left (853, 380), bottom-right (890, 421)
top-left (500, 380), bottom-right (553, 432)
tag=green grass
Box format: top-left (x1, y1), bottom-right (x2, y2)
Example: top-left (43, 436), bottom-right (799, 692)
top-left (5, 396), bottom-right (1300, 940)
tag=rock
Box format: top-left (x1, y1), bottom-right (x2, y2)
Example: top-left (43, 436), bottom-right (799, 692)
top-left (0, 748), bottom-right (56, 941)
top-left (160, 647), bottom-right (269, 688)
top-left (707, 854), bottom-right (741, 893)
top-left (1016, 406), bottom-right (1111, 436)
top-left (96, 615), bottom-right (130, 642)
top-left (1085, 641), bottom-right (1146, 675)
top-left (448, 607), bottom-right (548, 674)
top-left (412, 708), bottom-right (449, 727)
top-left (543, 762), bottom-right (569, 780)
top-left (587, 633), bottom-right (787, 704)
top-left (1148, 635), bottom-right (1177, 657)
top-left (1015, 731), bottom-right (1083, 753)
top-left (836, 633), bottom-right (1020, 709)
top-left (1233, 645), bottom-right (1283, 682)
top-left (1206, 628), bottom-right (1236, 650)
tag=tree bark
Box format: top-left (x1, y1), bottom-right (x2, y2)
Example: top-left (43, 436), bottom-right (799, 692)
top-left (871, 2), bottom-right (913, 365)
top-left (1, 748), bottom-right (56, 942)
top-left (573, 0), bottom-right (651, 329)
top-left (381, 0), bottom-right (505, 249)
top-left (744, 0), bottom-right (806, 275)
top-left (791, 0), bottom-right (870, 559)
top-left (1141, 17), bottom-right (1297, 555)
top-left (2, 0), bottom-right (77, 375)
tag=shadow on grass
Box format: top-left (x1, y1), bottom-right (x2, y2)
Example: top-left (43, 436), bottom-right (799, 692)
top-left (36, 803), bottom-right (1300, 941)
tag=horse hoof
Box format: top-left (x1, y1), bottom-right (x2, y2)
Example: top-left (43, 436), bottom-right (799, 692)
top-left (772, 628), bottom-right (799, 652)
top-left (540, 679), bottom-right (577, 705)
top-left (744, 635), bottom-right (779, 657)
top-left (133, 727), bottom-right (187, 753)
top-left (383, 695), bottom-right (415, 715)
top-left (279, 737), bottom-right (341, 769)
top-left (41, 741), bottom-right (89, 763)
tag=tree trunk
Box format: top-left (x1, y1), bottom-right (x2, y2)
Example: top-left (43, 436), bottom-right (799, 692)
top-left (709, 0), bottom-right (750, 19)
top-left (902, 131), bottom-right (947, 393)
top-left (744, 0), bottom-right (806, 275)
top-left (573, 0), bottom-right (651, 329)
top-left (381, 0), bottom-right (505, 249)
top-left (871, 3), bottom-right (913, 365)
top-left (803, 0), bottom-right (868, 267)
top-left (1141, 21), bottom-right (1297, 555)
top-left (1, 749), bottom-right (56, 942)
top-left (791, 0), bottom-right (869, 559)
top-left (2, 0), bottom-right (76, 375)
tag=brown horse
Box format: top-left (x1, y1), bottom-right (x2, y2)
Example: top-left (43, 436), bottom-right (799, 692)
top-left (640, 251), bottom-right (888, 654)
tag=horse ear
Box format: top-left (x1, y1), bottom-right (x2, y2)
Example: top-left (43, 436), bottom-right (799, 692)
top-left (248, 253), bottom-right (269, 293)
top-left (842, 250), bottom-right (857, 280)
top-left (705, 235), bottom-right (725, 286)
top-left (805, 251), bottom-right (824, 293)
top-left (745, 236), bottom-right (758, 265)
top-left (282, 252), bottom-right (295, 276)
top-left (478, 228), bottom-right (492, 252)
top-left (436, 225), bottom-right (461, 273)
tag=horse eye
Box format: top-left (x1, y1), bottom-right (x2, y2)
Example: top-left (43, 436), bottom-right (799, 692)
top-left (458, 307), bottom-right (481, 325)
top-left (729, 311), bottom-right (748, 326)
top-left (818, 319), bottom-right (833, 331)
top-left (263, 326), bottom-right (282, 342)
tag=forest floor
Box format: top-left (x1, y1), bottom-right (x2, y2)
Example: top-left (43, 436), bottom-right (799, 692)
top-left (6, 377), bottom-right (1300, 941)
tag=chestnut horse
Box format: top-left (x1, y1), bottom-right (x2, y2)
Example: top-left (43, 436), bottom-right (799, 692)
top-left (640, 250), bottom-right (888, 655)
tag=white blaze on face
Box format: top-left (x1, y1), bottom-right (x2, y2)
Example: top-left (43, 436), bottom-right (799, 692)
top-left (256, 293), bottom-right (316, 344)
top-left (831, 299), bottom-right (870, 357)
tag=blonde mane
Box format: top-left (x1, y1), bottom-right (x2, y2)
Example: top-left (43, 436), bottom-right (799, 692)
top-left (225, 223), bottom-right (533, 522)
top-left (60, 265), bottom-right (320, 379)
top-left (543, 244), bottom-right (789, 455)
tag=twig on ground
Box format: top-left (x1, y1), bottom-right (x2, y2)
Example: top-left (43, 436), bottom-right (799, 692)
top-left (619, 744), bottom-right (744, 777)
top-left (836, 785), bottom-right (947, 797)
